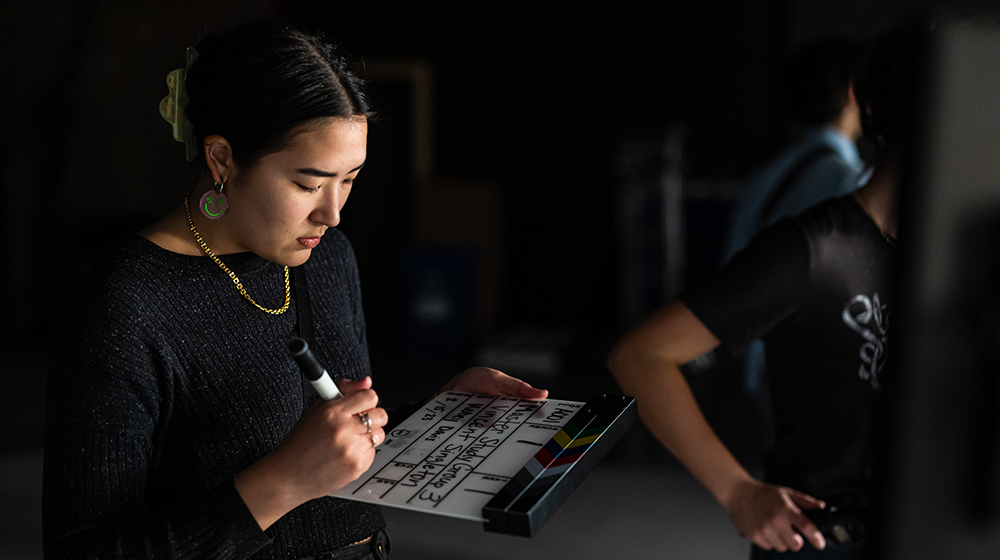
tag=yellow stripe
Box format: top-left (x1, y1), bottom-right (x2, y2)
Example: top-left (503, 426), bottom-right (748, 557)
top-left (553, 430), bottom-right (572, 448)
top-left (568, 433), bottom-right (601, 447)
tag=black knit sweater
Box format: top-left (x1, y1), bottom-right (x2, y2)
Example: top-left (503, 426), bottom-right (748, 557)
top-left (43, 229), bottom-right (385, 559)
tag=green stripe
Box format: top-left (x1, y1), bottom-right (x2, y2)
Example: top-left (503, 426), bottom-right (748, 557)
top-left (561, 421), bottom-right (583, 438)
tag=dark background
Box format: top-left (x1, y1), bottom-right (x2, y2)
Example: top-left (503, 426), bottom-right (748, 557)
top-left (0, 1), bottom-right (991, 557)
top-left (1, 0), bottom-right (933, 424)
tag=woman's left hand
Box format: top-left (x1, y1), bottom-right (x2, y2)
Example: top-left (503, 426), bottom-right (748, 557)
top-left (437, 367), bottom-right (548, 399)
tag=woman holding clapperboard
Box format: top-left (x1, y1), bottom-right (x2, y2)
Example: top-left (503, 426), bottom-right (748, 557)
top-left (42, 18), bottom-right (545, 560)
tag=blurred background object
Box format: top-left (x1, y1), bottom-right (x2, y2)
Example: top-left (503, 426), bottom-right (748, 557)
top-left (875, 14), bottom-right (1000, 560)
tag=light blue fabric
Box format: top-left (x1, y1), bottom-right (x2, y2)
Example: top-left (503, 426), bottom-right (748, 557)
top-left (722, 127), bottom-right (866, 393)
top-left (722, 127), bottom-right (866, 265)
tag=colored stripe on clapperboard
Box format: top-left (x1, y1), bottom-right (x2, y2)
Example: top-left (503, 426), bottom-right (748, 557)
top-left (497, 412), bottom-right (613, 510)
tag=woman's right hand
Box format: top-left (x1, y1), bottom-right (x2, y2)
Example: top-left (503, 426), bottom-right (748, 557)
top-left (723, 477), bottom-right (827, 553)
top-left (234, 377), bottom-right (386, 530)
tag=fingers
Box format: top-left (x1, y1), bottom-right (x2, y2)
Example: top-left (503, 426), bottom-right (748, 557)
top-left (731, 482), bottom-right (827, 553)
top-left (790, 513), bottom-right (826, 551)
top-left (316, 386), bottom-right (386, 448)
top-left (346, 400), bottom-right (387, 452)
top-left (752, 522), bottom-right (809, 553)
top-left (494, 373), bottom-right (549, 399)
top-left (358, 408), bottom-right (387, 439)
top-left (333, 387), bottom-right (379, 416)
top-left (755, 526), bottom-right (803, 553)
top-left (788, 488), bottom-right (826, 510)
top-left (362, 407), bottom-right (388, 431)
top-left (786, 490), bottom-right (826, 550)
top-left (472, 367), bottom-right (549, 398)
top-left (512, 380), bottom-right (549, 399)
top-left (355, 412), bottom-right (386, 450)
top-left (335, 376), bottom-right (373, 395)
top-left (785, 489), bottom-right (826, 549)
top-left (436, 367), bottom-right (550, 399)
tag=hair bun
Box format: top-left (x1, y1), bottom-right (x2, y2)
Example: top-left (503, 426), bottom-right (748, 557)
top-left (165, 18), bottom-right (371, 169)
top-left (192, 32), bottom-right (221, 59)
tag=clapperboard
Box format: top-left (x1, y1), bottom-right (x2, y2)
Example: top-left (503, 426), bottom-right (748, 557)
top-left (333, 391), bottom-right (637, 536)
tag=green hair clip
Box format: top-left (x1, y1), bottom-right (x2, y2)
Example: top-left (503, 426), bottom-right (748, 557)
top-left (159, 46), bottom-right (199, 162)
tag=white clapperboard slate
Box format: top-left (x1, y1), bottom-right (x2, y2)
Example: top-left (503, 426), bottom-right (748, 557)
top-left (333, 391), bottom-right (637, 536)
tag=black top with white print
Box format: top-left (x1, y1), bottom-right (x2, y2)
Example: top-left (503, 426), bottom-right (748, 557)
top-left (681, 195), bottom-right (893, 500)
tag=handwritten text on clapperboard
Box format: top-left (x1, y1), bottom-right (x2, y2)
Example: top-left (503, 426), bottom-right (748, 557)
top-left (334, 392), bottom-right (583, 520)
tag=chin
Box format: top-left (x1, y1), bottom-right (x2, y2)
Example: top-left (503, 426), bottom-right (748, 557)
top-left (262, 248), bottom-right (311, 268)
top-left (285, 249), bottom-right (313, 268)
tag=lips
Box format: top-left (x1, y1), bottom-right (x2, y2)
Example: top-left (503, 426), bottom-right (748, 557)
top-left (297, 237), bottom-right (322, 249)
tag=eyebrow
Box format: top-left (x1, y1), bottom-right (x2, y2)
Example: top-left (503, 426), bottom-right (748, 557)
top-left (295, 161), bottom-right (366, 178)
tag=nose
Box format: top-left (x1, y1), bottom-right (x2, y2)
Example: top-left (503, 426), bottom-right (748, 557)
top-left (311, 182), bottom-right (349, 228)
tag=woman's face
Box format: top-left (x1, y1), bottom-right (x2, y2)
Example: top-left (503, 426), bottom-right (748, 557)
top-left (225, 117), bottom-right (367, 267)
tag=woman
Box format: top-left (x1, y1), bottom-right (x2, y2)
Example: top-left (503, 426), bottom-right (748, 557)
top-left (608, 30), bottom-right (917, 559)
top-left (42, 18), bottom-right (546, 560)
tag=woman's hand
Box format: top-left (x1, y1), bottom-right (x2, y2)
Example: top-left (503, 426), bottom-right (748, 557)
top-left (436, 367), bottom-right (548, 399)
top-left (234, 377), bottom-right (386, 531)
top-left (334, 376), bottom-right (380, 397)
top-left (723, 477), bottom-right (827, 553)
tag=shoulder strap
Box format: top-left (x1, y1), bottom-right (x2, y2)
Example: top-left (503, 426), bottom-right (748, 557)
top-left (292, 265), bottom-right (314, 347)
top-left (757, 145), bottom-right (839, 228)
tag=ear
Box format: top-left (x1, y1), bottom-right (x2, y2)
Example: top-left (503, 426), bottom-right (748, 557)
top-left (203, 135), bottom-right (235, 185)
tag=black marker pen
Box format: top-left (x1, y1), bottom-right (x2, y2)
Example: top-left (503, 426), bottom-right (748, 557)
top-left (289, 337), bottom-right (343, 400)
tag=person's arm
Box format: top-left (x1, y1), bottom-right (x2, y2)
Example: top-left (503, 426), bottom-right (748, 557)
top-left (44, 281), bottom-right (387, 560)
top-left (607, 300), bottom-right (827, 553)
top-left (45, 360), bottom-right (386, 559)
top-left (234, 379), bottom-right (385, 530)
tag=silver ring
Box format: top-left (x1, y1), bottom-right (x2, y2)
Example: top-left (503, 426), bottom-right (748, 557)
top-left (371, 434), bottom-right (379, 446)
top-left (360, 412), bottom-right (371, 430)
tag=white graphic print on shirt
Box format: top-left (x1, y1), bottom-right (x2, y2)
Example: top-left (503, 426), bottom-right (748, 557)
top-left (842, 293), bottom-right (888, 392)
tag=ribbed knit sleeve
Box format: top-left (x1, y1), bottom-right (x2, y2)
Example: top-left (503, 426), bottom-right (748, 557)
top-left (43, 230), bottom-right (384, 560)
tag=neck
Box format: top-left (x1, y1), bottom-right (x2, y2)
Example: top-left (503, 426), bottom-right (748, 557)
top-left (139, 182), bottom-right (236, 256)
top-left (829, 104), bottom-right (862, 141)
top-left (854, 149), bottom-right (901, 238)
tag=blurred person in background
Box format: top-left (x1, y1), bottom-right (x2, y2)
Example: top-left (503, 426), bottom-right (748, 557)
top-left (721, 37), bottom-right (869, 407)
top-left (609, 29), bottom-right (917, 559)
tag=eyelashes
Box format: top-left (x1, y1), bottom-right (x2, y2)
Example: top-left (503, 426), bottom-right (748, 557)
top-left (295, 178), bottom-right (355, 193)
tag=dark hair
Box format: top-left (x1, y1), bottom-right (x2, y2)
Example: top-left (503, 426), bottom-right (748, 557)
top-left (853, 29), bottom-right (921, 149)
top-left (782, 38), bottom-right (860, 125)
top-left (183, 18), bottom-right (371, 171)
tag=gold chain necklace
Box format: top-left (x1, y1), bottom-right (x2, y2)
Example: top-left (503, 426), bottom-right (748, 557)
top-left (184, 195), bottom-right (290, 314)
